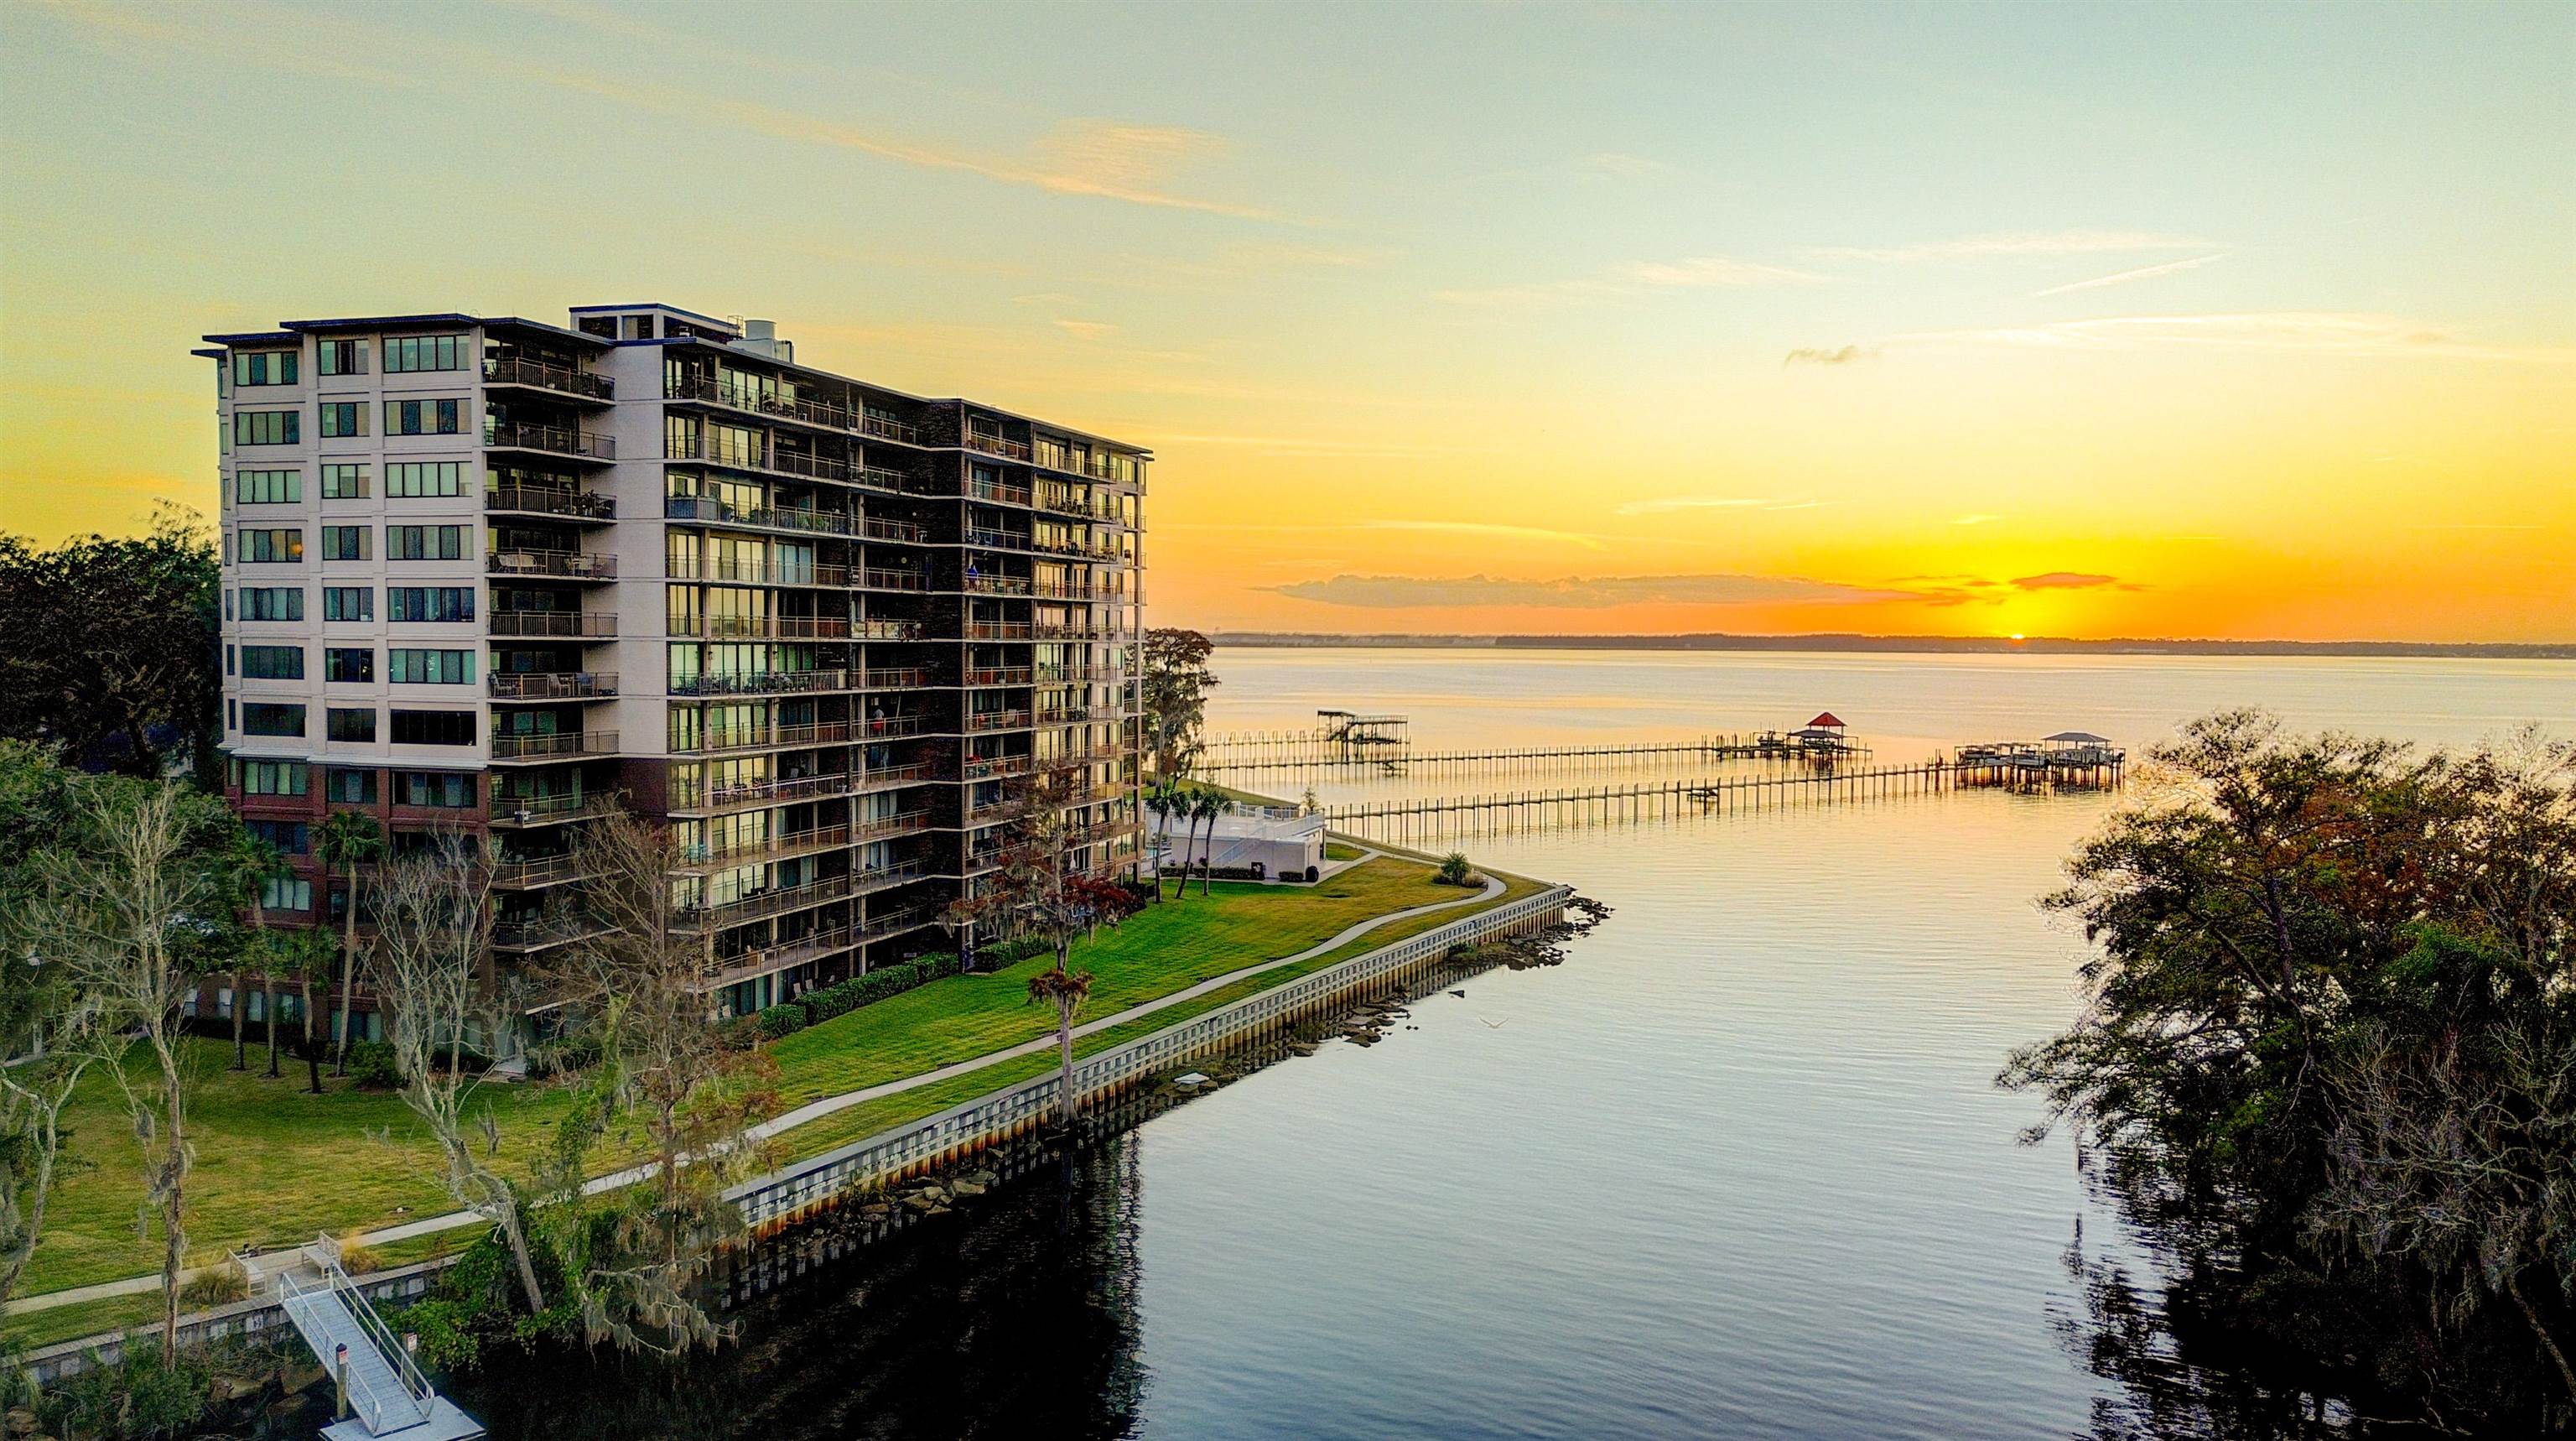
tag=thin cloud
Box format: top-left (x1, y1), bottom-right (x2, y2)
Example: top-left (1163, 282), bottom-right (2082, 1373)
top-left (2012, 571), bottom-right (2142, 592)
top-left (1812, 230), bottom-right (2215, 263)
top-left (1809, 313), bottom-right (2576, 365)
top-left (1362, 520), bottom-right (1608, 549)
top-left (1441, 253), bottom-right (1828, 309)
top-left (1263, 572), bottom-right (1929, 610)
top-left (1784, 345), bottom-right (1873, 366)
top-left (1576, 152), bottom-right (1678, 179)
top-left (2032, 253), bottom-right (2227, 297)
top-left (1952, 514), bottom-right (2003, 526)
top-left (1053, 320), bottom-right (1119, 338)
top-left (1614, 496), bottom-right (1816, 516)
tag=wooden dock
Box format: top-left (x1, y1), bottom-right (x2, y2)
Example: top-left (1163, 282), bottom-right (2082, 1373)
top-left (1322, 761), bottom-right (1961, 840)
top-left (1202, 731), bottom-right (1874, 775)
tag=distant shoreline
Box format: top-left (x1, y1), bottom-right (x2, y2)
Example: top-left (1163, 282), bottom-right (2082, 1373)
top-left (1206, 632), bottom-right (2576, 660)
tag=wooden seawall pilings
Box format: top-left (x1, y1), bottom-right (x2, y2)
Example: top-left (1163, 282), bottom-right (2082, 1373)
top-left (721, 884), bottom-right (1576, 1238)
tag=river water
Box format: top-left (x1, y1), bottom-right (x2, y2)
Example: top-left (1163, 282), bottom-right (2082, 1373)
top-left (454, 651), bottom-right (2572, 1440)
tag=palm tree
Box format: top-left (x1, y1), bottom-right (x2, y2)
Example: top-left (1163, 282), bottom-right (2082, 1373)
top-left (219, 833), bottom-right (282, 1071)
top-left (1145, 781), bottom-right (1182, 902)
top-left (1197, 791), bottom-right (1236, 897)
top-left (287, 927), bottom-right (330, 1093)
top-left (314, 809), bottom-right (383, 1076)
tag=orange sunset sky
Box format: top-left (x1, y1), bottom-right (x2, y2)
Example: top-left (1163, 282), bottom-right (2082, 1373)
top-left (2, 2), bottom-right (2569, 642)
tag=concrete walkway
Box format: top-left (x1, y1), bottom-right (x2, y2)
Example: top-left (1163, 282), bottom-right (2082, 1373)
top-left (4, 854), bottom-right (1509, 1318)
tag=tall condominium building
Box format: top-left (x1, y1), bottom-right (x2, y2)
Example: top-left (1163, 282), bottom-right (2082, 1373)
top-left (199, 303), bottom-right (1147, 1026)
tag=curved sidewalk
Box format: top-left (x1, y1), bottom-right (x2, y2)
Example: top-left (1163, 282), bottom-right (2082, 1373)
top-left (5, 855), bottom-right (1509, 1316)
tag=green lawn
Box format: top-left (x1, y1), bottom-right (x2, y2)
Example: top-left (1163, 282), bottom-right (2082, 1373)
top-left (1325, 841), bottom-right (1365, 861)
top-left (10, 854), bottom-right (1526, 1305)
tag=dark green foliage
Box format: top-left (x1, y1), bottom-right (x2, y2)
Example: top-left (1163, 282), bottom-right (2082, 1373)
top-left (38, 1340), bottom-right (211, 1438)
top-left (756, 1004), bottom-right (810, 1040)
top-left (1436, 852), bottom-right (1477, 887)
top-left (345, 1040), bottom-right (402, 1090)
top-left (2002, 711), bottom-right (2575, 1428)
top-left (0, 508), bottom-right (222, 783)
top-left (394, 1229), bottom-right (579, 1372)
top-left (785, 953), bottom-right (973, 1033)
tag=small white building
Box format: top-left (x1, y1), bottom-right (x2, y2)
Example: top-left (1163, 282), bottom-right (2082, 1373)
top-left (1160, 804), bottom-right (1327, 883)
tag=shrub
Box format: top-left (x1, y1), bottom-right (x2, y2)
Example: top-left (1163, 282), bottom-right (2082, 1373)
top-left (335, 1230), bottom-right (387, 1274)
top-left (39, 1342), bottom-right (210, 1439)
top-left (756, 1003), bottom-right (810, 1039)
top-left (1436, 851), bottom-right (1478, 887)
top-left (178, 1255), bottom-right (250, 1306)
top-left (345, 1039), bottom-right (402, 1089)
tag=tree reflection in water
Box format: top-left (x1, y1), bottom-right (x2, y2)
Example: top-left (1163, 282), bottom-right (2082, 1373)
top-left (449, 1136), bottom-right (1149, 1440)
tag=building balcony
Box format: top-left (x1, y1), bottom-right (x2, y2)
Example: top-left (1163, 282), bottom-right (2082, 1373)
top-left (489, 548), bottom-right (617, 581)
top-left (668, 668), bottom-right (852, 698)
top-left (862, 517), bottom-right (927, 544)
top-left (666, 434), bottom-right (857, 485)
top-left (489, 792), bottom-right (618, 827)
top-left (853, 809), bottom-right (932, 844)
top-left (665, 495), bottom-right (855, 537)
top-left (678, 720), bottom-right (857, 756)
top-left (491, 730), bottom-right (619, 762)
top-left (859, 567), bottom-right (929, 593)
top-left (966, 430), bottom-right (1032, 462)
top-left (483, 356), bottom-right (614, 402)
top-left (1036, 665), bottom-right (1122, 685)
top-left (684, 821), bottom-right (854, 871)
top-left (484, 419), bottom-right (614, 460)
top-left (962, 666), bottom-right (1035, 687)
top-left (487, 485), bottom-right (614, 522)
top-left (664, 374), bottom-right (854, 432)
top-left (669, 770), bottom-right (862, 814)
top-left (963, 709), bottom-right (1033, 734)
top-left (959, 575), bottom-right (1034, 598)
top-left (490, 671), bottom-right (617, 701)
top-left (966, 476), bottom-right (1034, 507)
top-left (489, 611), bottom-right (616, 638)
top-left (859, 413), bottom-right (919, 445)
top-left (960, 755), bottom-right (1033, 783)
top-left (1034, 706), bottom-right (1093, 726)
top-left (861, 666), bottom-right (930, 689)
top-left (666, 559), bottom-right (852, 588)
top-left (680, 860), bottom-right (929, 934)
top-left (492, 916), bottom-right (610, 953)
top-left (491, 853), bottom-right (593, 890)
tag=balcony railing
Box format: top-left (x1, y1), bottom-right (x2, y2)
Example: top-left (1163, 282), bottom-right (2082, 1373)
top-left (667, 559), bottom-right (851, 587)
top-left (489, 671), bottom-right (617, 701)
top-left (963, 710), bottom-right (1033, 733)
top-left (680, 720), bottom-right (855, 755)
top-left (665, 374), bottom-right (856, 431)
top-left (862, 517), bottom-right (927, 544)
top-left (854, 810), bottom-right (932, 843)
top-left (666, 433), bottom-right (860, 484)
top-left (493, 916), bottom-right (606, 952)
top-left (490, 792), bottom-right (616, 825)
top-left (962, 666), bottom-right (1035, 687)
top-left (960, 575), bottom-right (1034, 597)
top-left (489, 611), bottom-right (615, 638)
top-left (489, 549), bottom-right (617, 580)
top-left (966, 477), bottom-right (1033, 507)
top-left (860, 413), bottom-right (918, 445)
top-left (484, 419), bottom-right (613, 460)
top-left (966, 429), bottom-right (1031, 461)
top-left (860, 568), bottom-right (928, 592)
top-left (682, 860), bottom-right (930, 932)
top-left (859, 618), bottom-right (927, 642)
top-left (670, 771), bottom-right (860, 812)
top-left (665, 496), bottom-right (855, 537)
top-left (484, 356), bottom-right (613, 400)
top-left (688, 822), bottom-right (852, 868)
top-left (491, 730), bottom-right (619, 760)
top-left (862, 666), bottom-right (930, 689)
top-left (668, 668), bottom-right (852, 697)
top-left (491, 853), bottom-right (591, 889)
top-left (961, 755), bottom-right (1033, 783)
top-left (487, 485), bottom-right (614, 520)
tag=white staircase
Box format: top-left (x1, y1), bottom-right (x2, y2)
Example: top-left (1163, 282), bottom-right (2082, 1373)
top-left (273, 1238), bottom-right (483, 1440)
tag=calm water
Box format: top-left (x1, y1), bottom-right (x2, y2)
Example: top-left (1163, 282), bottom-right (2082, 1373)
top-left (460, 652), bottom-right (2573, 1440)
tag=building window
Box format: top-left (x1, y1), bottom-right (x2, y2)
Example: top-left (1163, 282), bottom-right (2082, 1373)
top-left (321, 525), bottom-right (371, 560)
top-left (388, 586), bottom-right (475, 622)
top-left (325, 767), bottom-right (377, 804)
top-left (236, 528), bottom-right (302, 564)
top-left (317, 338), bottom-right (369, 376)
top-left (239, 644), bottom-right (304, 679)
top-left (236, 759), bottom-right (309, 796)
top-left (241, 702), bottom-right (306, 737)
top-left (326, 707), bottom-right (377, 741)
top-left (234, 410), bottom-right (299, 445)
top-left (325, 647), bottom-right (374, 683)
top-left (260, 876), bottom-right (314, 913)
top-left (395, 769), bottom-right (475, 806)
top-left (387, 648), bottom-right (473, 684)
top-left (319, 402), bottom-right (367, 438)
top-left (391, 711), bottom-right (476, 747)
top-left (323, 586), bottom-right (373, 622)
top-left (382, 336), bottom-right (465, 373)
top-left (245, 819), bottom-right (309, 855)
top-left (320, 463), bottom-right (369, 498)
top-left (383, 399), bottom-right (462, 436)
top-left (386, 461), bottom-right (465, 497)
top-left (386, 525), bottom-right (465, 560)
top-left (235, 468), bottom-right (300, 504)
top-left (241, 586), bottom-right (304, 622)
top-left (232, 351), bottom-right (299, 386)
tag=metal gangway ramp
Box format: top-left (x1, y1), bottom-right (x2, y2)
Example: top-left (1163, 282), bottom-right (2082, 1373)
top-left (274, 1237), bottom-right (483, 1440)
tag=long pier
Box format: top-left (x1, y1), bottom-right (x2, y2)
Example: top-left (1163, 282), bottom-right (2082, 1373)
top-left (1201, 732), bottom-right (1873, 775)
top-left (1321, 762), bottom-right (1954, 838)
